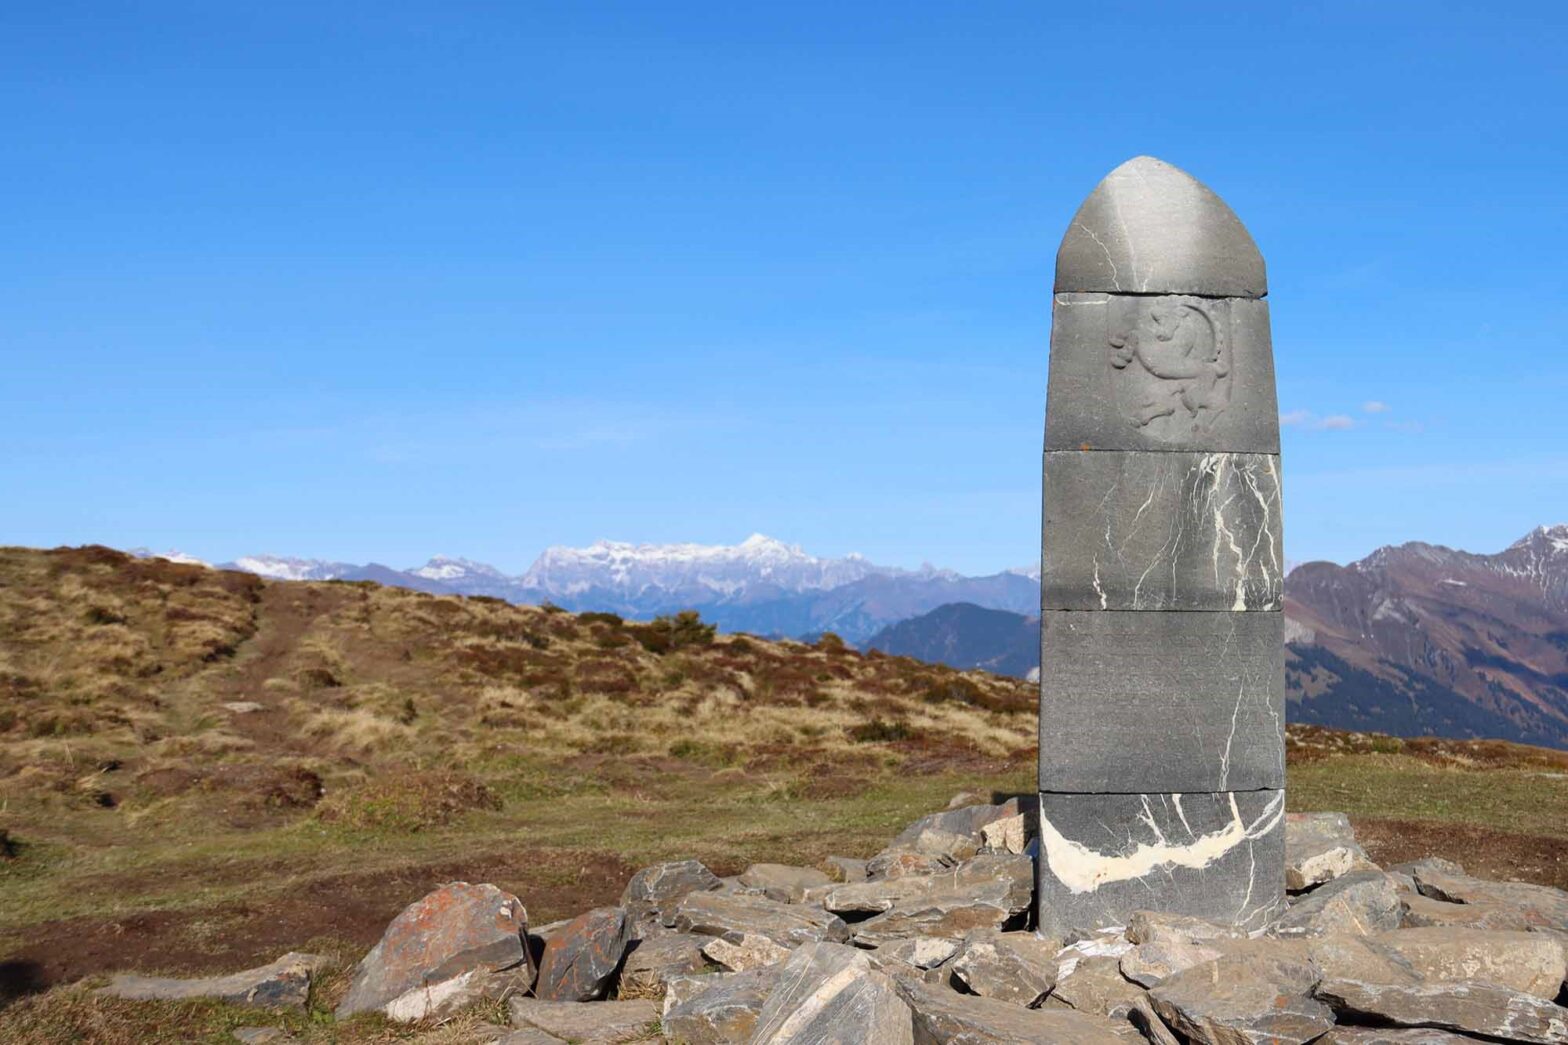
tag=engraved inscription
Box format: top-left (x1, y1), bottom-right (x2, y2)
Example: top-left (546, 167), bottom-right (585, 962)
top-left (1109, 296), bottom-right (1232, 440)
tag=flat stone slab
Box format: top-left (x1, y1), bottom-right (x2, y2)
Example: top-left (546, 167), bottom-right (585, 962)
top-left (1277, 870), bottom-right (1402, 936)
top-left (101, 952), bottom-right (325, 1011)
top-left (898, 976), bottom-right (1142, 1044)
top-left (1054, 156), bottom-right (1266, 298)
top-left (508, 997), bottom-right (660, 1043)
top-left (1042, 451), bottom-right (1283, 611)
top-left (662, 967), bottom-right (776, 1044)
top-left (1150, 944), bottom-right (1334, 1045)
top-left (750, 942), bottom-right (913, 1044)
top-left (672, 890), bottom-right (849, 948)
top-left (1039, 611), bottom-right (1284, 793)
top-left (1036, 790), bottom-right (1285, 938)
top-left (1314, 978), bottom-right (1568, 1044)
top-left (1046, 294), bottom-right (1278, 453)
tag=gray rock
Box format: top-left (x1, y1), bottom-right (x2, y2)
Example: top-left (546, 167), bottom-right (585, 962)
top-left (662, 967), bottom-right (776, 1044)
top-left (1042, 453), bottom-right (1283, 613)
top-left (1038, 612), bottom-right (1284, 793)
top-left (948, 930), bottom-right (1058, 1007)
top-left (750, 941), bottom-right (913, 1044)
top-left (866, 851), bottom-right (956, 881)
top-left (1413, 867), bottom-right (1568, 930)
top-left (1370, 926), bottom-right (1567, 999)
top-left (1044, 292), bottom-right (1278, 454)
top-left (1315, 978), bottom-right (1568, 1043)
top-left (1318, 1031), bottom-right (1485, 1045)
top-left (1036, 790), bottom-right (1285, 938)
top-left (1042, 955), bottom-right (1142, 1020)
top-left (1125, 910), bottom-right (1242, 946)
top-left (1148, 945), bottom-right (1334, 1044)
top-left (535, 906), bottom-right (632, 1002)
top-left (877, 937), bottom-right (961, 972)
top-left (1277, 870), bottom-right (1403, 936)
top-left (701, 932), bottom-right (790, 972)
top-left (738, 863), bottom-right (832, 904)
top-left (822, 856), bottom-right (869, 882)
top-left (621, 859), bottom-right (722, 926)
top-left (1400, 893), bottom-right (1536, 931)
top-left (1285, 811), bottom-right (1373, 891)
top-left (1129, 995), bottom-right (1182, 1045)
top-left (1054, 156), bottom-right (1266, 299)
top-left (848, 854), bottom-right (1035, 945)
top-left (672, 890), bottom-right (850, 948)
top-left (979, 813), bottom-right (1028, 855)
top-left (101, 952), bottom-right (325, 1012)
top-left (508, 996), bottom-right (660, 1043)
top-left (337, 882), bottom-right (528, 1019)
top-left (898, 976), bottom-right (1141, 1044)
top-left (616, 931), bottom-right (710, 1000)
top-left (888, 801), bottom-right (1021, 852)
top-left (1119, 939), bottom-right (1225, 988)
top-left (1304, 933), bottom-right (1419, 987)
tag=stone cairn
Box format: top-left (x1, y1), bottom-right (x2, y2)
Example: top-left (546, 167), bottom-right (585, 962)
top-left (107, 804), bottom-right (1568, 1042)
top-left (97, 163), bottom-right (1568, 1041)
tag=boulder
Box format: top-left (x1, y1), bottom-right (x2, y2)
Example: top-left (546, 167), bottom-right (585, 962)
top-left (1284, 812), bottom-right (1373, 891)
top-left (749, 942), bottom-right (913, 1044)
top-left (897, 977), bottom-right (1142, 1044)
top-left (892, 799), bottom-right (1022, 849)
top-left (948, 930), bottom-right (1058, 1007)
top-left (1276, 869), bottom-right (1402, 936)
top-left (616, 931), bottom-right (710, 1000)
top-left (1412, 868), bottom-right (1568, 931)
top-left (508, 996), bottom-right (659, 1043)
top-left (702, 932), bottom-right (790, 972)
top-left (1370, 926), bottom-right (1567, 999)
top-left (1041, 955), bottom-right (1142, 1020)
top-left (336, 882), bottom-right (529, 1020)
top-left (662, 967), bottom-right (776, 1044)
top-left (672, 890), bottom-right (850, 948)
top-left (1148, 944), bottom-right (1335, 1045)
top-left (1400, 892), bottom-right (1535, 931)
top-left (535, 906), bottom-right (632, 1002)
top-left (980, 813), bottom-right (1028, 855)
top-left (101, 952), bottom-right (325, 1012)
top-left (822, 855), bottom-right (869, 883)
top-left (738, 863), bottom-right (832, 904)
top-left (1315, 978), bottom-right (1568, 1044)
top-left (620, 859), bottom-right (722, 926)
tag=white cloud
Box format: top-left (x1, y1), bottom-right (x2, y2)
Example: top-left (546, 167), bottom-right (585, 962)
top-left (1363, 400), bottom-right (1390, 414)
top-left (1280, 409), bottom-right (1356, 431)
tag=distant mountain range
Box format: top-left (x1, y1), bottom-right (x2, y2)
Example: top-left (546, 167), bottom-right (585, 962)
top-left (130, 535), bottom-right (1039, 646)
top-left (864, 525), bottom-right (1568, 751)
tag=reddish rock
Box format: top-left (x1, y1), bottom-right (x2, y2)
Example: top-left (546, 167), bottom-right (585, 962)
top-left (336, 881), bottom-right (528, 1020)
top-left (535, 905), bottom-right (632, 1001)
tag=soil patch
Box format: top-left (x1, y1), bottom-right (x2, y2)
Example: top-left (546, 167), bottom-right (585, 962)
top-left (1352, 816), bottom-right (1568, 891)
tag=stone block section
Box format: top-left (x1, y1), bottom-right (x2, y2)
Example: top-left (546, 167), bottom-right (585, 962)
top-left (1054, 156), bottom-right (1266, 298)
top-left (1035, 789), bottom-right (1285, 939)
top-left (1042, 450), bottom-right (1283, 611)
top-left (1045, 294), bottom-right (1279, 453)
top-left (1039, 611), bottom-right (1283, 793)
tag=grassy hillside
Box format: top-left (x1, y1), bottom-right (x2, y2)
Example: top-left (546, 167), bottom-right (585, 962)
top-left (2, 545), bottom-right (1567, 1035)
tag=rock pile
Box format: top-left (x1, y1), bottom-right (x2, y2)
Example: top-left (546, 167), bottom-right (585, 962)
top-left (102, 804), bottom-right (1568, 1043)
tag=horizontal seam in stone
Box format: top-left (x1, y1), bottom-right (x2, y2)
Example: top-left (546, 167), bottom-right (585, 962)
top-left (1036, 787), bottom-right (1282, 796)
top-left (1052, 289), bottom-right (1269, 301)
top-left (1040, 449), bottom-right (1282, 457)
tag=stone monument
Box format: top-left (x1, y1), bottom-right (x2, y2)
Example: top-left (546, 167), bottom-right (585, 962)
top-left (1036, 156), bottom-right (1285, 936)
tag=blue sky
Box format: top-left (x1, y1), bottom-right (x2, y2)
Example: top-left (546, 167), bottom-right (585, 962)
top-left (2, 2), bottom-right (1565, 575)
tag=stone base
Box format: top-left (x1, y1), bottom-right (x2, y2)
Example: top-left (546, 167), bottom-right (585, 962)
top-left (1035, 790), bottom-right (1284, 938)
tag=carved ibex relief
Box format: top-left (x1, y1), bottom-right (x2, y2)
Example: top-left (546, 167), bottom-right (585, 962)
top-left (1107, 296), bottom-right (1232, 440)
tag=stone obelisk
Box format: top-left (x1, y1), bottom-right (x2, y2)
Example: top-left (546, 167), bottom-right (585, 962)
top-left (1036, 157), bottom-right (1285, 936)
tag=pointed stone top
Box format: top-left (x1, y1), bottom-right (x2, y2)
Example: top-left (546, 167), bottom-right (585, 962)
top-left (1055, 156), bottom-right (1266, 298)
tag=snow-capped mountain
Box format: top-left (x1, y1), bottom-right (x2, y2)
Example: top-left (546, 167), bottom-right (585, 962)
top-left (409, 555), bottom-right (512, 583)
top-left (222, 555), bottom-right (357, 582)
top-left (519, 533), bottom-right (898, 599)
top-left (128, 548), bottom-right (211, 568)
